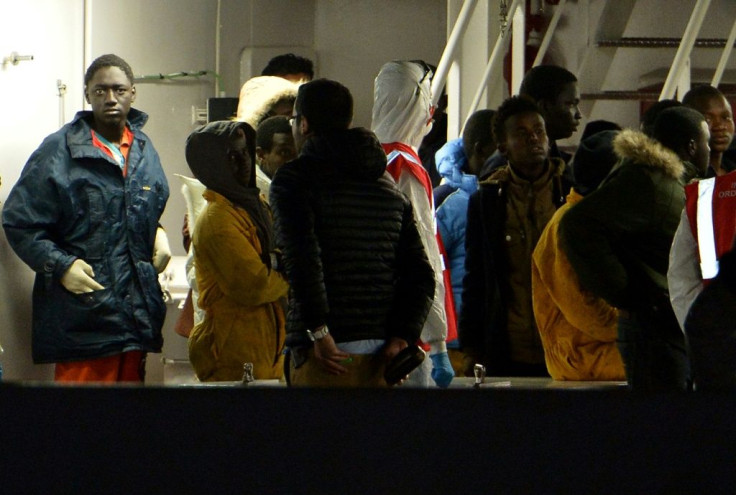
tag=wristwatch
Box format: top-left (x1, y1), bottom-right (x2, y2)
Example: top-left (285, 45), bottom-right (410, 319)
top-left (306, 325), bottom-right (329, 342)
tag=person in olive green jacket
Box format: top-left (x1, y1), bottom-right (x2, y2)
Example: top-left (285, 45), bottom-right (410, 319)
top-left (186, 120), bottom-right (289, 382)
top-left (532, 130), bottom-right (625, 381)
top-left (460, 96), bottom-right (572, 377)
top-left (559, 107), bottom-right (710, 391)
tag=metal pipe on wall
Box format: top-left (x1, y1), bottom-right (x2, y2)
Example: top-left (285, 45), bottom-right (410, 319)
top-left (57, 79), bottom-right (67, 129)
top-left (83, 0), bottom-right (92, 109)
top-left (659, 0), bottom-right (711, 100)
top-left (215, 0), bottom-right (222, 97)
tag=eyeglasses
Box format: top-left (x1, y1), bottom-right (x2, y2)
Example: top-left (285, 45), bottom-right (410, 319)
top-left (409, 60), bottom-right (433, 96)
top-left (410, 60), bottom-right (433, 86)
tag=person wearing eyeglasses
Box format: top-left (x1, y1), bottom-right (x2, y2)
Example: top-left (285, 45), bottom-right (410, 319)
top-left (372, 60), bottom-right (456, 388)
top-left (2, 54), bottom-right (170, 383)
top-left (270, 79), bottom-right (435, 387)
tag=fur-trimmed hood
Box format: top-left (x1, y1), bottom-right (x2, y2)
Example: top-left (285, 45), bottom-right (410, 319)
top-left (236, 76), bottom-right (299, 128)
top-left (613, 128), bottom-right (684, 180)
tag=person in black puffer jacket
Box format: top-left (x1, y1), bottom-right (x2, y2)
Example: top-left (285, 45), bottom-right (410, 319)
top-left (270, 79), bottom-right (435, 387)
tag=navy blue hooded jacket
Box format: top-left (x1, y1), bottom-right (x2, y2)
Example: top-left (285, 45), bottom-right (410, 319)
top-left (2, 109), bottom-right (169, 363)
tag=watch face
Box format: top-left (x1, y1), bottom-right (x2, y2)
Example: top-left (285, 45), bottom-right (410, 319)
top-left (307, 326), bottom-right (328, 341)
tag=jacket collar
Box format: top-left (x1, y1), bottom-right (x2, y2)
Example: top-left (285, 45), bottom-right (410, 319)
top-left (680, 160), bottom-right (701, 185)
top-left (480, 157), bottom-right (566, 187)
top-left (612, 129), bottom-right (684, 181)
top-left (565, 188), bottom-right (584, 205)
top-left (66, 108), bottom-right (148, 160)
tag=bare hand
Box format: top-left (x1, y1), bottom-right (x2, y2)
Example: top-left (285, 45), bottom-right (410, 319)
top-left (313, 333), bottom-right (351, 375)
top-left (60, 259), bottom-right (105, 294)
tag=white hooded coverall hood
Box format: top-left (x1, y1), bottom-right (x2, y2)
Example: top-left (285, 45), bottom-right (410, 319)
top-left (371, 61), bottom-right (434, 149)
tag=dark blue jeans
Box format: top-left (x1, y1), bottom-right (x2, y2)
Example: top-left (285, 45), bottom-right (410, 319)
top-left (617, 312), bottom-right (689, 392)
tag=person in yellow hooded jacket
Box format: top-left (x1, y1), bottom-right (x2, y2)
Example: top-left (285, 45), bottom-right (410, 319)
top-left (532, 130), bottom-right (625, 381)
top-left (185, 120), bottom-right (289, 382)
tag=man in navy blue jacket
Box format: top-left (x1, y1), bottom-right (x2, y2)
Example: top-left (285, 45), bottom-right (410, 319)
top-left (3, 54), bottom-right (170, 383)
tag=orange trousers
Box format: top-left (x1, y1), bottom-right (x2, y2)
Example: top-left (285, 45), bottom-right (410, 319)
top-left (54, 351), bottom-right (146, 383)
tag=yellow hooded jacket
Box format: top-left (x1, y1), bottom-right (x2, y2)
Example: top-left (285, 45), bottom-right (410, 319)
top-left (189, 190), bottom-right (289, 381)
top-left (531, 189), bottom-right (625, 381)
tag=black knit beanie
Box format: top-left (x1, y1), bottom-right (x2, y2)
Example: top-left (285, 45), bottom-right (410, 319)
top-left (571, 130), bottom-right (619, 196)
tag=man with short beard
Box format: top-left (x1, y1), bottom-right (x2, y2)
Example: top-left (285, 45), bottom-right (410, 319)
top-left (683, 85), bottom-right (736, 177)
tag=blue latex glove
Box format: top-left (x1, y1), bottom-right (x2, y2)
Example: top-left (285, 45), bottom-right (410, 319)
top-left (430, 352), bottom-right (455, 388)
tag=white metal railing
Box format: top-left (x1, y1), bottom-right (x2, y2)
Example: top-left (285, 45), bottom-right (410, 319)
top-left (532, 0), bottom-right (567, 67)
top-left (431, 0), bottom-right (478, 107)
top-left (712, 17), bottom-right (736, 87)
top-left (442, 0), bottom-right (729, 134)
top-left (511, 2), bottom-right (526, 95)
top-left (659, 0), bottom-right (711, 100)
top-left (464, 0), bottom-right (523, 130)
top-left (440, 0), bottom-right (566, 134)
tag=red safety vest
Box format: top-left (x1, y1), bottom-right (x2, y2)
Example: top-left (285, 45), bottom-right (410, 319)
top-left (685, 171), bottom-right (736, 282)
top-left (383, 142), bottom-right (458, 344)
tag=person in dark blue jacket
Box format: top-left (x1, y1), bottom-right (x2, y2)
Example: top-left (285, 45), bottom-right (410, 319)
top-left (2, 54), bottom-right (170, 383)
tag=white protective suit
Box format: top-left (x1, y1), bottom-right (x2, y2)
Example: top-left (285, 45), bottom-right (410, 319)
top-left (372, 61), bottom-right (452, 387)
top-left (668, 208), bottom-right (703, 331)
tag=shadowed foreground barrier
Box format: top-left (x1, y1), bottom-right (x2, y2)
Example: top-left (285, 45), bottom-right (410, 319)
top-left (1, 382), bottom-right (734, 493)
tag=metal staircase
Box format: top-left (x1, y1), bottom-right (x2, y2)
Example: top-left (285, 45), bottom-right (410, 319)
top-left (578, 0), bottom-right (736, 127)
top-left (436, 0), bottom-right (736, 137)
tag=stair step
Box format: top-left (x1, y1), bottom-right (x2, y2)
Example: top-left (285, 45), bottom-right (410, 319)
top-left (581, 91), bottom-right (660, 101)
top-left (598, 37), bottom-right (733, 48)
top-left (583, 90), bottom-right (736, 101)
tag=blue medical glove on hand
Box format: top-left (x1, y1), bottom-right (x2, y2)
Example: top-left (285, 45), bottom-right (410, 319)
top-left (430, 352), bottom-right (455, 388)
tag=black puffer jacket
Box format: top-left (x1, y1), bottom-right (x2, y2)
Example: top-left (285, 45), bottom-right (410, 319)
top-left (270, 127), bottom-right (435, 348)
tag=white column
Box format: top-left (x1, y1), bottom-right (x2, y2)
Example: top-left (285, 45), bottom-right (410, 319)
top-left (511, 1), bottom-right (525, 95)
